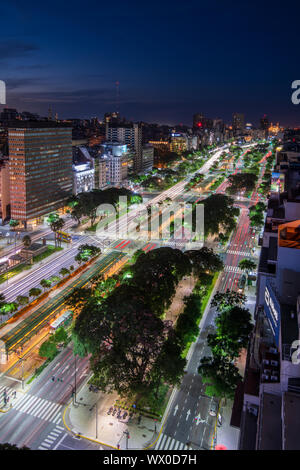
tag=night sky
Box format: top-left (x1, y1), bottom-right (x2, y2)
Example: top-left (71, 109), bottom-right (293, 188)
top-left (1, 0), bottom-right (300, 126)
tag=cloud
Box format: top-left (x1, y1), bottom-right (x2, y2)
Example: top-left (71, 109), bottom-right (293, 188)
top-left (0, 41), bottom-right (38, 60)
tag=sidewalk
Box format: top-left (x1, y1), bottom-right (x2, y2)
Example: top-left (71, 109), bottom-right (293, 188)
top-left (215, 399), bottom-right (239, 450)
top-left (65, 379), bottom-right (159, 450)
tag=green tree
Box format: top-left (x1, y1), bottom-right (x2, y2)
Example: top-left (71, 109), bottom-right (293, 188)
top-left (0, 293), bottom-right (6, 310)
top-left (196, 194), bottom-right (239, 238)
top-left (238, 258), bottom-right (256, 274)
top-left (185, 247), bottom-right (223, 276)
top-left (39, 340), bottom-right (57, 359)
top-left (208, 306), bottom-right (252, 358)
top-left (40, 279), bottom-right (52, 291)
top-left (0, 443), bottom-right (30, 450)
top-left (0, 302), bottom-right (18, 316)
top-left (47, 212), bottom-right (65, 247)
top-left (73, 285), bottom-right (172, 397)
top-left (53, 327), bottom-right (68, 345)
top-left (59, 267), bottom-right (70, 277)
top-left (16, 295), bottom-right (29, 307)
top-left (211, 289), bottom-right (246, 311)
top-left (29, 287), bottom-right (42, 299)
top-left (22, 235), bottom-right (31, 249)
top-left (198, 355), bottom-right (241, 399)
top-left (50, 275), bottom-right (60, 284)
top-left (9, 219), bottom-right (19, 230)
top-left (226, 172), bottom-right (257, 195)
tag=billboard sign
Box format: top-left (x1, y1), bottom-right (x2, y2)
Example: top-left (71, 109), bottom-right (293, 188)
top-left (271, 172), bottom-right (284, 193)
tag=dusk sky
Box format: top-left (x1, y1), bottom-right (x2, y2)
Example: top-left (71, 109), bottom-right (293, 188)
top-left (1, 0), bottom-right (300, 126)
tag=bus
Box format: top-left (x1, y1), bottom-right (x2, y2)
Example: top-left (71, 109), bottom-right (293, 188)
top-left (57, 231), bottom-right (72, 243)
top-left (50, 310), bottom-right (73, 331)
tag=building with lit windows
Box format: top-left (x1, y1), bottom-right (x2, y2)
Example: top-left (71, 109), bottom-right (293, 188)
top-left (232, 113), bottom-right (245, 135)
top-left (101, 142), bottom-right (128, 186)
top-left (106, 122), bottom-right (142, 172)
top-left (8, 122), bottom-right (72, 227)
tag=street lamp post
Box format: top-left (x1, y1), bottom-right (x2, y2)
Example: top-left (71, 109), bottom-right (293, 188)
top-left (74, 354), bottom-right (77, 403)
top-left (95, 401), bottom-right (98, 439)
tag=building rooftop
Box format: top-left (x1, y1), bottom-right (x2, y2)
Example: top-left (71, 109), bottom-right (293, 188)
top-left (6, 120), bottom-right (72, 129)
top-left (257, 392), bottom-right (282, 450)
top-left (278, 220), bottom-right (300, 249)
top-left (282, 392), bottom-right (300, 450)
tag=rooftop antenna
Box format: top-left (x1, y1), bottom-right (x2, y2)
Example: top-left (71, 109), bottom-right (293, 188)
top-left (115, 81), bottom-right (120, 115)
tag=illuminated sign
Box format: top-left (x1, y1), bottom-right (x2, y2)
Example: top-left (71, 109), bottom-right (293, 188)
top-left (271, 172), bottom-right (284, 193)
top-left (264, 282), bottom-right (281, 346)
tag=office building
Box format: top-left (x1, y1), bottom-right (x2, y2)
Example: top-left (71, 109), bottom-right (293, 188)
top-left (232, 113), bottom-right (245, 135)
top-left (141, 145), bottom-right (154, 172)
top-left (106, 122), bottom-right (143, 172)
top-left (8, 122), bottom-right (72, 227)
top-left (0, 157), bottom-right (10, 222)
top-left (101, 142), bottom-right (128, 186)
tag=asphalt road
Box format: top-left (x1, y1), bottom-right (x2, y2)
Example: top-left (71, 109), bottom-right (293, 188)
top-left (0, 346), bottom-right (111, 450)
top-left (154, 150), bottom-right (268, 451)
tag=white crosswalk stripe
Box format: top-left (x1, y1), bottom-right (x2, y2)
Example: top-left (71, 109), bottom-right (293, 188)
top-left (13, 393), bottom-right (62, 424)
top-left (224, 265), bottom-right (243, 273)
top-left (154, 433), bottom-right (187, 450)
top-left (227, 250), bottom-right (251, 256)
top-left (38, 425), bottom-right (64, 450)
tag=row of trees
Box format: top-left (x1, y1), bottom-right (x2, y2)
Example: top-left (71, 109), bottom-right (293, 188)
top-left (248, 202), bottom-right (266, 229)
top-left (71, 247), bottom-right (223, 400)
top-left (198, 290), bottom-right (252, 399)
top-left (68, 188), bottom-right (142, 227)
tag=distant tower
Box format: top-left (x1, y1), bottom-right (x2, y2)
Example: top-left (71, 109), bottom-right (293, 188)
top-left (48, 106), bottom-right (52, 121)
top-left (115, 81), bottom-right (120, 114)
top-left (55, 112), bottom-right (58, 122)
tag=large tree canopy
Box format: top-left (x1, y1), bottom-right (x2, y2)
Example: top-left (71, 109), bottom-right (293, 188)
top-left (199, 355), bottom-right (241, 399)
top-left (195, 194), bottom-right (239, 237)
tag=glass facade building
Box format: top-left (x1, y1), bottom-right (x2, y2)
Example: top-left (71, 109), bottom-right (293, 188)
top-left (8, 123), bottom-right (72, 224)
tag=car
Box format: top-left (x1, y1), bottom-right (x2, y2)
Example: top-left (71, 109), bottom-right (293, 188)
top-left (209, 401), bottom-right (218, 416)
top-left (238, 274), bottom-right (247, 292)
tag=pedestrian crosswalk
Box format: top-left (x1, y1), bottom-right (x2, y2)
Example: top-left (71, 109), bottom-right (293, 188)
top-left (224, 265), bottom-right (243, 273)
top-left (227, 250), bottom-right (251, 257)
top-left (38, 425), bottom-right (65, 450)
top-left (13, 393), bottom-right (63, 425)
top-left (154, 433), bottom-right (190, 450)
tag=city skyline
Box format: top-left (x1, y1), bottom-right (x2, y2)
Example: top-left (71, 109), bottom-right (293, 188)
top-left (1, 0), bottom-right (300, 126)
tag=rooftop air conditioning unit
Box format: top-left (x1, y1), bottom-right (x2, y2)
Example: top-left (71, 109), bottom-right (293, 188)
top-left (269, 347), bottom-right (277, 354)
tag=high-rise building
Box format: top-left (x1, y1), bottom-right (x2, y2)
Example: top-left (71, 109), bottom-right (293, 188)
top-left (106, 122), bottom-right (143, 172)
top-left (232, 113), bottom-right (245, 135)
top-left (193, 113), bottom-right (213, 130)
top-left (0, 157), bottom-right (10, 221)
top-left (260, 115), bottom-right (269, 138)
top-left (141, 145), bottom-right (154, 172)
top-left (8, 122), bottom-right (73, 226)
top-left (101, 142), bottom-right (128, 186)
